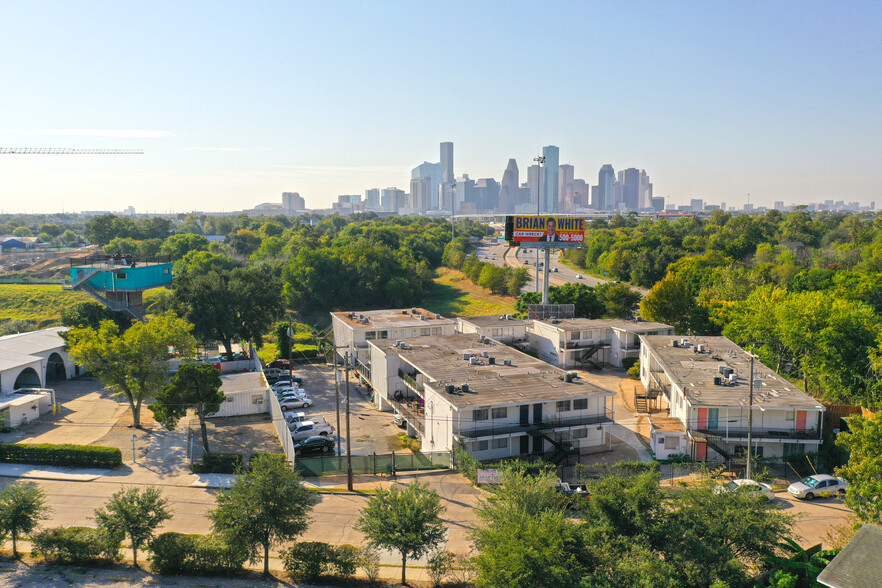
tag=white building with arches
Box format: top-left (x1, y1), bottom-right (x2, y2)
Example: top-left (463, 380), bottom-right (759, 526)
top-left (0, 327), bottom-right (77, 393)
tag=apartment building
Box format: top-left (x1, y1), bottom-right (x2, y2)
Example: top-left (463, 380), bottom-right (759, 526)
top-left (640, 335), bottom-right (825, 461)
top-left (530, 318), bottom-right (673, 369)
top-left (367, 334), bottom-right (614, 462)
top-left (330, 308), bottom-right (456, 386)
top-left (456, 314), bottom-right (531, 345)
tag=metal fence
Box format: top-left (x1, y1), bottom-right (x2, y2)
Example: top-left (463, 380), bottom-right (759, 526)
top-left (295, 451), bottom-right (451, 477)
top-left (268, 387), bottom-right (298, 468)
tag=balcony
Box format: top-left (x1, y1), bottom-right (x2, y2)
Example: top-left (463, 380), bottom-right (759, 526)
top-left (398, 370), bottom-right (424, 395)
top-left (456, 410), bottom-right (614, 439)
top-left (696, 426), bottom-right (821, 441)
top-left (389, 397), bottom-right (425, 435)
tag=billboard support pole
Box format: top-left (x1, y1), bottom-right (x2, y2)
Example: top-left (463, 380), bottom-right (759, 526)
top-left (542, 247), bottom-right (551, 304)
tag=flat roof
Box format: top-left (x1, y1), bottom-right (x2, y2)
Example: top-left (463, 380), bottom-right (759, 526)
top-left (457, 315), bottom-right (532, 328)
top-left (641, 335), bottom-right (823, 409)
top-left (332, 308), bottom-right (456, 330)
top-left (374, 334), bottom-right (614, 409)
top-left (535, 318), bottom-right (672, 332)
top-left (220, 372), bottom-right (267, 395)
top-left (649, 416), bottom-right (686, 432)
top-left (0, 393), bottom-right (48, 410)
top-left (0, 327), bottom-right (67, 356)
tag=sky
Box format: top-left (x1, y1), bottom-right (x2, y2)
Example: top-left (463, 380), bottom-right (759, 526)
top-left (1, 1), bottom-right (880, 213)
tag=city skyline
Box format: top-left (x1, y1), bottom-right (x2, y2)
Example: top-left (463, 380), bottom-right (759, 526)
top-left (1, 2), bottom-right (881, 212)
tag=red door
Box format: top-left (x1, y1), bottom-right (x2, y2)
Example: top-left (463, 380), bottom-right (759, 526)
top-left (695, 442), bottom-right (707, 460)
top-left (796, 410), bottom-right (807, 433)
top-left (697, 408), bottom-right (708, 430)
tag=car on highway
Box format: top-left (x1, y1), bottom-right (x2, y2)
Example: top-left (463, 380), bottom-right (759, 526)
top-left (553, 267), bottom-right (558, 272)
top-left (787, 474), bottom-right (848, 500)
top-left (714, 479), bottom-right (775, 501)
top-left (577, 274), bottom-right (583, 279)
top-left (294, 435), bottom-right (335, 456)
top-left (280, 396), bottom-right (312, 410)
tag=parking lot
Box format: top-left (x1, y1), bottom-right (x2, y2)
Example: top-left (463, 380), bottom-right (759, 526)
top-left (282, 363), bottom-right (412, 456)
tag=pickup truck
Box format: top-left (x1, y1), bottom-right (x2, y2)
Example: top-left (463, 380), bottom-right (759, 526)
top-left (290, 420), bottom-right (334, 441)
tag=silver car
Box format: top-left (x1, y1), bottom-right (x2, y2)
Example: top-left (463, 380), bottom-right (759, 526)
top-left (787, 474), bottom-right (848, 500)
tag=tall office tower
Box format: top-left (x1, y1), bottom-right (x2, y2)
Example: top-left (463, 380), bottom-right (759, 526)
top-left (527, 164), bottom-right (544, 209)
top-left (720, 202), bottom-right (727, 211)
top-left (639, 170), bottom-right (652, 209)
top-left (558, 164), bottom-right (574, 212)
top-left (453, 174), bottom-right (475, 214)
top-left (473, 178), bottom-right (500, 212)
top-left (500, 159), bottom-right (519, 214)
top-left (619, 168), bottom-right (640, 210)
top-left (411, 161), bottom-right (442, 210)
top-left (440, 142), bottom-right (454, 210)
top-left (381, 187), bottom-right (404, 212)
top-left (282, 192), bottom-right (305, 212)
top-left (572, 179), bottom-right (588, 208)
top-left (590, 185), bottom-right (600, 209)
top-left (690, 198), bottom-right (704, 211)
top-left (410, 177), bottom-right (432, 214)
top-left (597, 165), bottom-right (616, 211)
top-left (774, 201), bottom-right (784, 211)
top-left (651, 197), bottom-right (665, 212)
top-left (542, 145), bottom-right (559, 213)
top-left (365, 188), bottom-right (380, 209)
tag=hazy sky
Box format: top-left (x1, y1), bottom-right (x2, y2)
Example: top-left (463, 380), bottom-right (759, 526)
top-left (1, 1), bottom-right (880, 213)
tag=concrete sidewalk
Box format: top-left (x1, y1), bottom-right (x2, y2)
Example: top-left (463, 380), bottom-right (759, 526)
top-left (0, 463), bottom-right (110, 481)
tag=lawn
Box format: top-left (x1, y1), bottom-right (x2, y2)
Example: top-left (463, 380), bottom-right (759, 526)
top-left (422, 267), bottom-right (517, 317)
top-left (0, 284), bottom-right (92, 327)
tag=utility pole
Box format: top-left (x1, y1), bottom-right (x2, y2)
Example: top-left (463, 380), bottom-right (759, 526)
top-left (746, 354), bottom-right (755, 480)
top-left (334, 354), bottom-right (342, 457)
top-left (287, 324), bottom-right (294, 383)
top-left (345, 352), bottom-right (353, 491)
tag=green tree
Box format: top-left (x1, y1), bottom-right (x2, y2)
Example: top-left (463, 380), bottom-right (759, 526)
top-left (60, 229), bottom-right (79, 246)
top-left (0, 482), bottom-right (50, 558)
top-left (506, 266), bottom-right (531, 296)
top-left (61, 301), bottom-right (131, 332)
top-left (210, 454), bottom-right (314, 577)
top-left (640, 273), bottom-right (694, 332)
top-left (151, 362), bottom-right (224, 453)
top-left (39, 223), bottom-right (62, 237)
top-left (11, 227), bottom-right (33, 238)
top-left (596, 281), bottom-right (642, 319)
top-left (471, 471), bottom-right (589, 588)
top-left (174, 266), bottom-right (284, 360)
top-left (94, 487), bottom-right (172, 568)
top-left (355, 481), bottom-right (446, 585)
top-left (159, 233), bottom-right (209, 260)
top-left (836, 412), bottom-right (882, 523)
top-left (65, 314), bottom-right (196, 428)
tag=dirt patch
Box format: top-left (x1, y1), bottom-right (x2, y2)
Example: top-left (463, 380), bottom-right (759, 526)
top-left (635, 416), bottom-right (651, 447)
top-left (193, 414), bottom-right (282, 462)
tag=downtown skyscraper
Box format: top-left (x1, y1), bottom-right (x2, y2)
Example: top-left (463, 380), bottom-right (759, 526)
top-left (542, 145), bottom-right (559, 213)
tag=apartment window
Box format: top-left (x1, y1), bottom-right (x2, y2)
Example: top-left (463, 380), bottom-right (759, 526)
top-left (476, 440), bottom-right (489, 451)
top-left (473, 409), bottom-right (489, 422)
top-left (785, 411), bottom-right (795, 421)
top-left (581, 330), bottom-right (592, 340)
top-left (569, 331), bottom-right (580, 341)
top-left (492, 438), bottom-right (508, 449)
top-left (365, 331), bottom-right (376, 340)
top-left (556, 400), bottom-right (571, 413)
top-left (572, 428), bottom-right (588, 439)
top-left (783, 443), bottom-right (805, 457)
top-left (664, 436), bottom-right (679, 450)
top-left (573, 398), bottom-right (588, 411)
top-left (491, 407), bottom-right (507, 419)
top-left (378, 331), bottom-right (388, 339)
top-left (431, 327), bottom-right (442, 335)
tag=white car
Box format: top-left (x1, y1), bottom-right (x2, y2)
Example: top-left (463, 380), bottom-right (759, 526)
top-left (280, 397), bottom-right (312, 410)
top-left (275, 387), bottom-right (304, 397)
top-left (787, 474), bottom-right (848, 500)
top-left (714, 479), bottom-right (775, 501)
top-left (393, 412), bottom-right (405, 427)
top-left (576, 274), bottom-right (583, 279)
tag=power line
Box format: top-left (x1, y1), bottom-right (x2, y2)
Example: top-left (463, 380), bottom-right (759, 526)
top-left (0, 148), bottom-right (143, 155)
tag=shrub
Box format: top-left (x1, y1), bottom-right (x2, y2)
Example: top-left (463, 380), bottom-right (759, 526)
top-left (191, 452), bottom-right (243, 474)
top-left (626, 359), bottom-right (640, 379)
top-left (149, 532), bottom-right (246, 576)
top-left (282, 541), bottom-right (336, 583)
top-left (333, 543), bottom-right (360, 577)
top-left (0, 443), bottom-right (122, 468)
top-left (428, 549), bottom-right (456, 587)
top-left (453, 446), bottom-right (479, 483)
top-left (31, 526), bottom-right (122, 564)
top-left (358, 546), bottom-right (381, 583)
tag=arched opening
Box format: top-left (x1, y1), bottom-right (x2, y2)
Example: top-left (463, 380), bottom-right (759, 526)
top-left (13, 367), bottom-right (41, 390)
top-left (46, 353), bottom-right (67, 383)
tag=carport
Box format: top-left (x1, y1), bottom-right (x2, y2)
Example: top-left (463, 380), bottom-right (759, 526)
top-left (0, 327), bottom-right (76, 393)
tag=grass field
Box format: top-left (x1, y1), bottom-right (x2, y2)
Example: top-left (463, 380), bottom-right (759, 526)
top-left (0, 285), bottom-right (91, 327)
top-left (422, 267), bottom-right (517, 317)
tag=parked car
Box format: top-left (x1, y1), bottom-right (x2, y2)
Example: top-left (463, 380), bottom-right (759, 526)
top-left (272, 380), bottom-right (300, 390)
top-left (393, 412), bottom-right (405, 428)
top-left (290, 419), bottom-right (334, 441)
top-left (714, 479), bottom-right (775, 501)
top-left (294, 435), bottom-right (335, 456)
top-left (280, 397), bottom-right (312, 410)
top-left (274, 386), bottom-right (304, 396)
top-left (263, 368), bottom-right (286, 382)
top-left (278, 394), bottom-right (306, 405)
top-left (788, 474), bottom-right (848, 500)
top-left (285, 412), bottom-right (308, 425)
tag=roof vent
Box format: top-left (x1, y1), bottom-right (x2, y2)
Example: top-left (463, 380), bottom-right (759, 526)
top-left (463, 352), bottom-right (470, 360)
top-left (411, 307), bottom-right (417, 314)
top-left (435, 314), bottom-right (441, 319)
top-left (445, 384), bottom-right (455, 394)
top-left (564, 372), bottom-right (575, 383)
top-left (488, 357), bottom-right (495, 365)
top-left (482, 351), bottom-right (489, 358)
top-left (728, 373), bottom-right (738, 383)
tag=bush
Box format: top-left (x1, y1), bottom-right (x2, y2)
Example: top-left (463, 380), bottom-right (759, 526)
top-left (31, 526), bottom-right (122, 564)
top-left (453, 446), bottom-right (479, 484)
top-left (149, 532), bottom-right (246, 576)
top-left (358, 546), bottom-right (381, 583)
top-left (333, 543), bottom-right (360, 577)
top-left (428, 549), bottom-right (456, 587)
top-left (625, 359), bottom-right (640, 379)
top-left (282, 541), bottom-right (336, 583)
top-left (191, 452), bottom-right (243, 474)
top-left (0, 443), bottom-right (122, 468)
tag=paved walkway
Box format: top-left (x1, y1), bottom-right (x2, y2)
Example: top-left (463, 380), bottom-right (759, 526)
top-left (577, 369), bottom-right (653, 461)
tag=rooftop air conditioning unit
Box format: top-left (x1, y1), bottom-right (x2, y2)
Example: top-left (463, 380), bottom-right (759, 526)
top-left (718, 365), bottom-right (727, 374)
top-left (503, 359), bottom-right (512, 366)
top-left (488, 357), bottom-right (495, 365)
top-left (445, 384), bottom-right (455, 394)
top-left (672, 339), bottom-right (679, 347)
top-left (482, 351), bottom-right (489, 358)
top-left (411, 307), bottom-right (417, 314)
top-left (461, 383), bottom-right (470, 393)
top-left (435, 314), bottom-right (441, 319)
top-left (728, 373), bottom-right (738, 383)
top-left (463, 352), bottom-right (471, 360)
top-left (469, 356), bottom-right (479, 365)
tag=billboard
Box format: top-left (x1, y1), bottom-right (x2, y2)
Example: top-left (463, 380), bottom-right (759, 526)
top-left (504, 216), bottom-right (586, 248)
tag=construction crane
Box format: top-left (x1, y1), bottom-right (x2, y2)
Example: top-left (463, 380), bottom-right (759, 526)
top-left (0, 148), bottom-right (143, 154)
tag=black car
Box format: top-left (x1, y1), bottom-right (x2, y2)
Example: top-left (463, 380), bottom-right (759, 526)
top-left (294, 435), bottom-right (334, 456)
